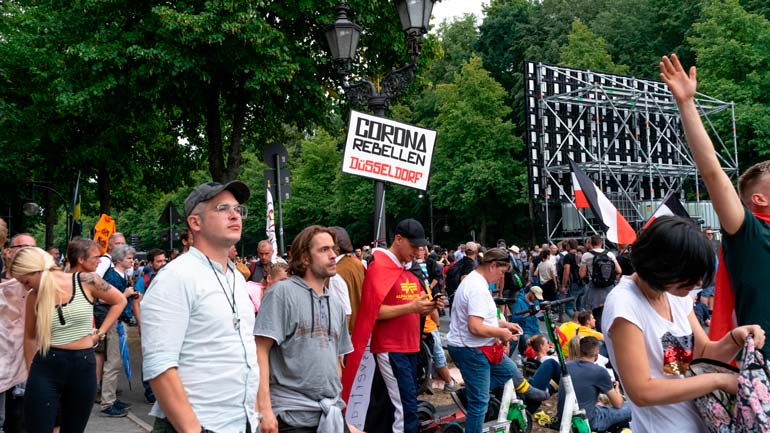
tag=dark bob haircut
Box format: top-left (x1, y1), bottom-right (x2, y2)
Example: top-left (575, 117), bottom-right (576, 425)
top-left (631, 216), bottom-right (716, 292)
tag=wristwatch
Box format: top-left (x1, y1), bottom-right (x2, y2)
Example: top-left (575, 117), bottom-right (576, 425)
top-left (97, 330), bottom-right (106, 341)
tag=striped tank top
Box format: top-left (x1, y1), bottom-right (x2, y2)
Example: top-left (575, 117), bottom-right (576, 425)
top-left (50, 272), bottom-right (94, 346)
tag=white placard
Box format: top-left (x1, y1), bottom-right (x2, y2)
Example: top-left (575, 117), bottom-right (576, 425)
top-left (342, 110), bottom-right (436, 191)
top-left (344, 347), bottom-right (376, 429)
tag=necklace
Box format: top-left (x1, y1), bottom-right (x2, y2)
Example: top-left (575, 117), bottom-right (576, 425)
top-left (207, 258), bottom-right (240, 331)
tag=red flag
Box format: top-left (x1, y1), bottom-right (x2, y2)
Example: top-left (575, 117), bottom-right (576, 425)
top-left (709, 212), bottom-right (770, 341)
top-left (341, 249), bottom-right (405, 427)
top-left (569, 159), bottom-right (637, 244)
top-left (643, 191), bottom-right (690, 229)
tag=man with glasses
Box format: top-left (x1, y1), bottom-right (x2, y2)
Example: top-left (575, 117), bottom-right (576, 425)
top-left (141, 181), bottom-right (259, 433)
top-left (342, 219), bottom-right (438, 433)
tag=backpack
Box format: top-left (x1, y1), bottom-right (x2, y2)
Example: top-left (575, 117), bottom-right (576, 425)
top-left (591, 250), bottom-right (616, 288)
top-left (734, 334), bottom-right (770, 432)
top-left (688, 335), bottom-right (770, 433)
top-left (445, 260), bottom-right (464, 297)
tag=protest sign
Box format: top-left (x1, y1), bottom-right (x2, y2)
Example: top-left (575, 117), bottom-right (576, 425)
top-left (342, 110), bottom-right (436, 190)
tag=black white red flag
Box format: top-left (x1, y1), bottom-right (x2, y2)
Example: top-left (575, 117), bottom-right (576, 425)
top-left (569, 159), bottom-right (637, 244)
top-left (643, 191), bottom-right (691, 229)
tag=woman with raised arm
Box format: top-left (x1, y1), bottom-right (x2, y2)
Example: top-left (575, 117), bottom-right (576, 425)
top-left (9, 247), bottom-right (126, 433)
top-left (602, 216), bottom-right (765, 433)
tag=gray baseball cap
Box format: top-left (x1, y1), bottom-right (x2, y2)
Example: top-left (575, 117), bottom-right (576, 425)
top-left (184, 181), bottom-right (251, 217)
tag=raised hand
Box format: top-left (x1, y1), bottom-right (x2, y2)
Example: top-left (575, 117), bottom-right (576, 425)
top-left (660, 54), bottom-right (698, 103)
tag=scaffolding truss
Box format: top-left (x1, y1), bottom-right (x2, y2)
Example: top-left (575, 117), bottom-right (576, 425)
top-left (524, 61), bottom-right (738, 240)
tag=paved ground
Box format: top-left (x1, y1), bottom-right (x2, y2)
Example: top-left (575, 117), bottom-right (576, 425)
top-left (81, 308), bottom-right (558, 433)
top-left (85, 326), bottom-right (152, 433)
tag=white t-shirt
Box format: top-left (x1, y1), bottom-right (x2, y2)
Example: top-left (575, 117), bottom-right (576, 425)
top-left (328, 255), bottom-right (352, 316)
top-left (447, 270), bottom-right (498, 347)
top-left (537, 260), bottom-right (556, 284)
top-left (602, 276), bottom-right (706, 433)
top-left (95, 254), bottom-right (112, 278)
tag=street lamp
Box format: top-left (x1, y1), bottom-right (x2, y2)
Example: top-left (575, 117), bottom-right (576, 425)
top-left (325, 0), bottom-right (435, 246)
top-left (24, 182), bottom-right (71, 247)
top-left (418, 191), bottom-right (449, 244)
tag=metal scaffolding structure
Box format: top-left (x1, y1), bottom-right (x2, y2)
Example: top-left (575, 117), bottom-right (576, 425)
top-left (524, 61), bottom-right (738, 241)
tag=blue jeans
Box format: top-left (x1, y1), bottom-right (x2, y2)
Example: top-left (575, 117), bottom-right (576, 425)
top-left (25, 348), bottom-right (96, 433)
top-left (430, 330), bottom-right (447, 368)
top-left (591, 402), bottom-right (631, 432)
top-left (448, 346), bottom-right (517, 433)
top-left (526, 359), bottom-right (561, 412)
top-left (564, 282), bottom-right (585, 317)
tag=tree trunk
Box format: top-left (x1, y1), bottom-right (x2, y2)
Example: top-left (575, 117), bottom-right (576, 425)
top-left (44, 188), bottom-right (55, 248)
top-left (224, 77), bottom-right (247, 183)
top-left (97, 165), bottom-right (111, 216)
top-left (205, 77), bottom-right (225, 183)
top-left (480, 212), bottom-right (487, 246)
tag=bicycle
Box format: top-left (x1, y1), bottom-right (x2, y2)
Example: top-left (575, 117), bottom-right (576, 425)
top-left (513, 296), bottom-right (590, 433)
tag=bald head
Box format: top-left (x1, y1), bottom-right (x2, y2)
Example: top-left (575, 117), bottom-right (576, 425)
top-left (3, 233), bottom-right (37, 263)
top-left (257, 240), bottom-right (274, 265)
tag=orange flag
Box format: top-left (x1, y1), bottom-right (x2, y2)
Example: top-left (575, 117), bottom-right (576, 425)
top-left (93, 214), bottom-right (116, 254)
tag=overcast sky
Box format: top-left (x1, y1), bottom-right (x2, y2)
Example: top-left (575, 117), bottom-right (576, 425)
top-left (431, 0), bottom-right (486, 26)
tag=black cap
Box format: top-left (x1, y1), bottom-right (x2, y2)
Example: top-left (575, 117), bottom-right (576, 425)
top-left (395, 218), bottom-right (428, 247)
top-left (184, 181), bottom-right (251, 217)
top-left (497, 238), bottom-right (506, 245)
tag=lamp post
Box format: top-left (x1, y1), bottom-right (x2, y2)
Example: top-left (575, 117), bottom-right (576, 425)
top-left (418, 191), bottom-right (449, 244)
top-left (24, 182), bottom-right (71, 247)
top-left (325, 0), bottom-right (435, 246)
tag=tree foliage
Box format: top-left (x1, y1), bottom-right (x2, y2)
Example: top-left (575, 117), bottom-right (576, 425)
top-left (559, 19), bottom-right (629, 75)
top-left (690, 0), bottom-right (770, 165)
top-left (7, 0), bottom-right (770, 248)
top-left (429, 55), bottom-right (526, 243)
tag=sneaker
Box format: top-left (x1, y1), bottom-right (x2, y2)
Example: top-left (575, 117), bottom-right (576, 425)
top-left (443, 380), bottom-right (460, 392)
top-left (113, 400), bottom-right (132, 410)
top-left (100, 404), bottom-right (127, 417)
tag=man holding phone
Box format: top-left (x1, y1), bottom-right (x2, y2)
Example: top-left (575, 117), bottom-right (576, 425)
top-left (342, 219), bottom-right (438, 433)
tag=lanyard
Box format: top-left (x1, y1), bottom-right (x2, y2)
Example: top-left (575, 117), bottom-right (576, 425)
top-left (207, 258), bottom-right (240, 331)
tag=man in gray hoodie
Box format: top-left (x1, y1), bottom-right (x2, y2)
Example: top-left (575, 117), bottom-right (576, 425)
top-left (254, 225), bottom-right (355, 433)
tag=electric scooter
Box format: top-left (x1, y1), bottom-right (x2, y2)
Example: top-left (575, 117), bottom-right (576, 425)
top-left (514, 297), bottom-right (591, 433)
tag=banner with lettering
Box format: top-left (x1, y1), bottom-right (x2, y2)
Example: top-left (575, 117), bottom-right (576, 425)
top-left (342, 110), bottom-right (436, 191)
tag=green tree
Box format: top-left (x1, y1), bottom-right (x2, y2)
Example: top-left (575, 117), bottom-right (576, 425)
top-left (559, 19), bottom-right (629, 74)
top-left (426, 14), bottom-right (480, 84)
top-left (592, 0), bottom-right (702, 77)
top-left (690, 0), bottom-right (770, 166)
top-left (430, 55), bottom-right (526, 244)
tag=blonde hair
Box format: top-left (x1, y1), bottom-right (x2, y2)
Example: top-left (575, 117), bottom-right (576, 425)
top-left (8, 247), bottom-right (60, 355)
top-left (0, 218), bottom-right (7, 247)
top-left (567, 335), bottom-right (582, 360)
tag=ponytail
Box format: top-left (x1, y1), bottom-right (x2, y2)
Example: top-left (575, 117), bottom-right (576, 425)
top-left (8, 247), bottom-right (59, 355)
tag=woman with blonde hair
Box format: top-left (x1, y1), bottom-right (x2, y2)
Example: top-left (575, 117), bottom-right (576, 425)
top-left (9, 247), bottom-right (126, 433)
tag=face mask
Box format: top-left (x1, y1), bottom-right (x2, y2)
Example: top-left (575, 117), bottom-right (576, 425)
top-left (488, 283), bottom-right (496, 292)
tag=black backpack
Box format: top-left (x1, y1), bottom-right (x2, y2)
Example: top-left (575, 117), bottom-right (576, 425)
top-left (445, 261), bottom-right (463, 297)
top-left (591, 250), bottom-right (616, 288)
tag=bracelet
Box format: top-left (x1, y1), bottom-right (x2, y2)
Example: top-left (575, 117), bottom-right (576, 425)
top-left (729, 330), bottom-right (742, 348)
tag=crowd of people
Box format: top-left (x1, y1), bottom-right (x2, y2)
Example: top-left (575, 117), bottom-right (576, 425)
top-left (0, 54), bottom-right (768, 433)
